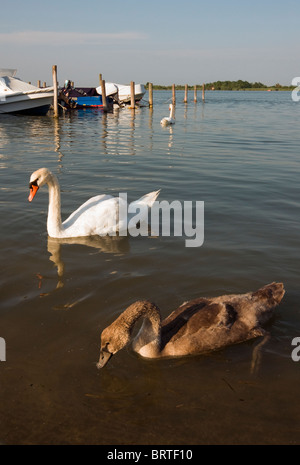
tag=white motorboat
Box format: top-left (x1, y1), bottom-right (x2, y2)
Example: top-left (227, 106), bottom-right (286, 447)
top-left (0, 69), bottom-right (54, 115)
top-left (96, 82), bottom-right (145, 104)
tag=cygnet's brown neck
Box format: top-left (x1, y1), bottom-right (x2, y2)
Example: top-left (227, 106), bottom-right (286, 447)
top-left (120, 301), bottom-right (162, 357)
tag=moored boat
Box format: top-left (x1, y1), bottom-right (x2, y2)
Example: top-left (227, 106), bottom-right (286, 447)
top-left (0, 69), bottom-right (54, 115)
top-left (96, 82), bottom-right (146, 104)
top-left (58, 80), bottom-right (113, 110)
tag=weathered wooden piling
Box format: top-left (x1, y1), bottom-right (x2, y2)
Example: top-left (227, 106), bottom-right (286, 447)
top-left (184, 84), bottom-right (188, 103)
top-left (52, 65), bottom-right (58, 117)
top-left (148, 82), bottom-right (153, 107)
top-left (202, 83), bottom-right (205, 102)
top-left (37, 80), bottom-right (41, 88)
top-left (99, 74), bottom-right (107, 112)
top-left (194, 85), bottom-right (197, 102)
top-left (172, 84), bottom-right (176, 105)
top-left (130, 81), bottom-right (135, 109)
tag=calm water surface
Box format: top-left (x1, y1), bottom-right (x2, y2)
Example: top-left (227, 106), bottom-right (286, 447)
top-left (0, 91), bottom-right (300, 445)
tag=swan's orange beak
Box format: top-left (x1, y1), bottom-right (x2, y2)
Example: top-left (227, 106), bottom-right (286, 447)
top-left (28, 183), bottom-right (39, 202)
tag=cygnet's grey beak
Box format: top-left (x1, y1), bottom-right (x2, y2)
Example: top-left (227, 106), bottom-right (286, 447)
top-left (97, 349), bottom-right (113, 369)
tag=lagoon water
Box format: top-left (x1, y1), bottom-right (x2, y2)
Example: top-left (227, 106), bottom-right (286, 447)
top-left (0, 90), bottom-right (300, 445)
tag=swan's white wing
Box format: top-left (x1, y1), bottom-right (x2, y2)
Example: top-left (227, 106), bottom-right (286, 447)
top-left (130, 190), bottom-right (160, 209)
top-left (128, 190), bottom-right (160, 229)
top-left (62, 195), bottom-right (120, 237)
top-left (63, 194), bottom-right (112, 223)
top-left (60, 191), bottom-right (160, 238)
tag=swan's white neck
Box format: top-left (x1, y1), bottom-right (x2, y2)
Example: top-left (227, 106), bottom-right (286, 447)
top-left (169, 105), bottom-right (175, 120)
top-left (46, 174), bottom-right (63, 237)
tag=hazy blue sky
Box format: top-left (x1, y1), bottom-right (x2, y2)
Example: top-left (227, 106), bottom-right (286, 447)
top-left (1, 0), bottom-right (298, 86)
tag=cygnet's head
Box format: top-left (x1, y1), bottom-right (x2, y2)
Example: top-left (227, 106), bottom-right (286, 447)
top-left (97, 320), bottom-right (131, 369)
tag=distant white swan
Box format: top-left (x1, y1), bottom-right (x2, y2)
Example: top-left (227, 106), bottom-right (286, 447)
top-left (160, 104), bottom-right (175, 126)
top-left (28, 168), bottom-right (160, 238)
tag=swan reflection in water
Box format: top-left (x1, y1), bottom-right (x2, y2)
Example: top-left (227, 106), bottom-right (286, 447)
top-left (47, 234), bottom-right (130, 288)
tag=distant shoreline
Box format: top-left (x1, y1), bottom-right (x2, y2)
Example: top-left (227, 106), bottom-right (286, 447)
top-left (149, 88), bottom-right (292, 92)
top-left (146, 82), bottom-right (293, 92)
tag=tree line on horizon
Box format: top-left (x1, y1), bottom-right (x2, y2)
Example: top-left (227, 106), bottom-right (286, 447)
top-left (145, 80), bottom-right (292, 91)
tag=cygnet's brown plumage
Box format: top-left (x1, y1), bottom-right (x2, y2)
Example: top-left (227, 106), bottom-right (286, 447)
top-left (97, 282), bottom-right (285, 368)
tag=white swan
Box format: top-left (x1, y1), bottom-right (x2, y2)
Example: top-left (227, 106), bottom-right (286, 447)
top-left (97, 282), bottom-right (285, 368)
top-left (160, 104), bottom-right (175, 126)
top-left (28, 168), bottom-right (160, 238)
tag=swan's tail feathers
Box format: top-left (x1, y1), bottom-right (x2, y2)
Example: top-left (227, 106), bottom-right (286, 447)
top-left (252, 282), bottom-right (285, 307)
top-left (251, 282), bottom-right (285, 324)
top-left (132, 189), bottom-right (161, 208)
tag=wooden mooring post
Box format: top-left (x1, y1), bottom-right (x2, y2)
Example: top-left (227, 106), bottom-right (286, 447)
top-left (130, 81), bottom-right (135, 109)
top-left (202, 83), bottom-right (205, 102)
top-left (99, 74), bottom-right (107, 112)
top-left (194, 85), bottom-right (197, 102)
top-left (172, 84), bottom-right (176, 105)
top-left (184, 84), bottom-right (188, 103)
top-left (148, 82), bottom-right (153, 107)
top-left (52, 65), bottom-right (58, 117)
